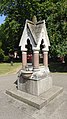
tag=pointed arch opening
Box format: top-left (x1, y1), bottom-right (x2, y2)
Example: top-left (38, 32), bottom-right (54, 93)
top-left (25, 39), bottom-right (33, 64)
top-left (39, 39), bottom-right (45, 64)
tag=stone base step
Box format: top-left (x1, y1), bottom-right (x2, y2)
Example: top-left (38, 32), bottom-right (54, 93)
top-left (6, 86), bottom-right (63, 109)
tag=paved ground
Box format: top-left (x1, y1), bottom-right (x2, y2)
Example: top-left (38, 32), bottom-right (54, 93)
top-left (0, 73), bottom-right (67, 119)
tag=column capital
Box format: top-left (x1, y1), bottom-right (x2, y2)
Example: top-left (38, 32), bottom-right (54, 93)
top-left (33, 47), bottom-right (39, 51)
top-left (22, 51), bottom-right (27, 55)
top-left (21, 47), bottom-right (27, 52)
top-left (22, 49), bottom-right (27, 52)
top-left (33, 50), bottom-right (39, 54)
top-left (33, 47), bottom-right (39, 53)
top-left (43, 51), bottom-right (48, 54)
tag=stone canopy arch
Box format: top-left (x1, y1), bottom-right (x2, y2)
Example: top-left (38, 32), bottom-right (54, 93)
top-left (19, 16), bottom-right (50, 69)
top-left (17, 16), bottom-right (63, 99)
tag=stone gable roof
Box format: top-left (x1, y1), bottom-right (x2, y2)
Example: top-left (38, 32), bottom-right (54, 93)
top-left (27, 21), bottom-right (44, 44)
top-left (19, 18), bottom-right (50, 51)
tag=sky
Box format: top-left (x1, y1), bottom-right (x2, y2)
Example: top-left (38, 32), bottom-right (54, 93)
top-left (0, 15), bottom-right (6, 25)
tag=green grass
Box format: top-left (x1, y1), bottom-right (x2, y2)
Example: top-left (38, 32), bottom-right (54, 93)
top-left (0, 62), bottom-right (67, 76)
top-left (0, 63), bottom-right (22, 76)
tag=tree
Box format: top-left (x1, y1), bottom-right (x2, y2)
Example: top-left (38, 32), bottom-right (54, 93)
top-left (0, 41), bottom-right (4, 62)
top-left (0, 0), bottom-right (67, 60)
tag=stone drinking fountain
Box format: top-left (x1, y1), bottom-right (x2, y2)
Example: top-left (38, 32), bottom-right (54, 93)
top-left (18, 16), bottom-right (52, 95)
top-left (6, 16), bottom-right (63, 109)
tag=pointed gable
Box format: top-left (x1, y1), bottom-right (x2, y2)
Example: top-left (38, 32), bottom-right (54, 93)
top-left (27, 21), bottom-right (43, 44)
top-left (19, 17), bottom-right (50, 51)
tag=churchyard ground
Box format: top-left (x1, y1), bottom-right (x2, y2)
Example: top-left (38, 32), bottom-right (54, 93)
top-left (0, 63), bottom-right (21, 76)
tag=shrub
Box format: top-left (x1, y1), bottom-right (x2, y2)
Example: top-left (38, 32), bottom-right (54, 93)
top-left (4, 55), bottom-right (10, 62)
top-left (0, 49), bottom-right (4, 62)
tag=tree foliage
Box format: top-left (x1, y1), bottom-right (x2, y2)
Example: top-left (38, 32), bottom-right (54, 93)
top-left (0, 0), bottom-right (67, 60)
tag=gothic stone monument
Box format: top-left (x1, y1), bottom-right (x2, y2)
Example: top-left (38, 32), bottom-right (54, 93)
top-left (18, 16), bottom-right (52, 96)
top-left (6, 16), bottom-right (63, 109)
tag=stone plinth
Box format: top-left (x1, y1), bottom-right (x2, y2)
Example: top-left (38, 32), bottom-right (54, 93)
top-left (6, 85), bottom-right (63, 109)
top-left (17, 66), bottom-right (52, 96)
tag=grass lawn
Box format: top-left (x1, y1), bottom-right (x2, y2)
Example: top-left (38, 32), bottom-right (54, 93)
top-left (0, 62), bottom-right (66, 76)
top-left (0, 63), bottom-right (22, 76)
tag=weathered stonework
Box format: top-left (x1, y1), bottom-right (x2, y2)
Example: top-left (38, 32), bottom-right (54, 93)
top-left (18, 17), bottom-right (52, 96)
top-left (17, 66), bottom-right (52, 96)
top-left (6, 16), bottom-right (63, 109)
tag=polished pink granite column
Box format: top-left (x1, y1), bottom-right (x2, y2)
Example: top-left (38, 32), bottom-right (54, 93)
top-left (33, 50), bottom-right (39, 69)
top-left (22, 51), bottom-right (27, 69)
top-left (43, 51), bottom-right (48, 67)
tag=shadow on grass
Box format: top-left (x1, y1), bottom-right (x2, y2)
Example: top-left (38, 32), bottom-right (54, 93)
top-left (49, 62), bottom-right (67, 72)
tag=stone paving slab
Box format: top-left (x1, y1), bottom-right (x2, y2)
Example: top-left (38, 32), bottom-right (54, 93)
top-left (6, 85), bottom-right (63, 109)
top-left (0, 73), bottom-right (67, 119)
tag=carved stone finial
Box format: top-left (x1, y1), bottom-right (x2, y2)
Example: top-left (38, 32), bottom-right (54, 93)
top-left (32, 15), bottom-right (37, 24)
